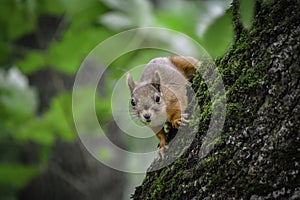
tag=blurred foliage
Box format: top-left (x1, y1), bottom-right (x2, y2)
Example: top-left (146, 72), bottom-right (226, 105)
top-left (0, 0), bottom-right (252, 198)
top-left (0, 68), bottom-right (74, 197)
top-left (200, 10), bottom-right (234, 58)
top-left (239, 0), bottom-right (255, 29)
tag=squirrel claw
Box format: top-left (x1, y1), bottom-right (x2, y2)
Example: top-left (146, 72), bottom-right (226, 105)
top-left (173, 114), bottom-right (190, 128)
top-left (157, 145), bottom-right (169, 160)
top-left (177, 118), bottom-right (190, 126)
top-left (181, 113), bottom-right (189, 118)
top-left (157, 148), bottom-right (165, 160)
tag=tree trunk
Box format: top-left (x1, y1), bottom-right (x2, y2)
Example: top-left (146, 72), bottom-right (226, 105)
top-left (132, 0), bottom-right (300, 199)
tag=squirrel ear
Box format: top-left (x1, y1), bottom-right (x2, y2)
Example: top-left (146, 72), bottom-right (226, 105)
top-left (152, 71), bottom-right (161, 92)
top-left (126, 73), bottom-right (136, 94)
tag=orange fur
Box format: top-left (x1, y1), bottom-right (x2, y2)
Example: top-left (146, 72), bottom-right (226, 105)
top-left (169, 56), bottom-right (199, 82)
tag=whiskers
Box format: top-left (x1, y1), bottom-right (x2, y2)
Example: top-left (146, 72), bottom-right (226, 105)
top-left (128, 108), bottom-right (143, 126)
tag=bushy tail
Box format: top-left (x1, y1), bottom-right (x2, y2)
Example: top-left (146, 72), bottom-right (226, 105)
top-left (169, 56), bottom-right (200, 82)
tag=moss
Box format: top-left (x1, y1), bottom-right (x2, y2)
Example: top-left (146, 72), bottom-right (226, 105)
top-left (132, 0), bottom-right (300, 199)
top-left (199, 103), bottom-right (212, 122)
top-left (201, 156), bottom-right (218, 167)
top-left (226, 103), bottom-right (242, 116)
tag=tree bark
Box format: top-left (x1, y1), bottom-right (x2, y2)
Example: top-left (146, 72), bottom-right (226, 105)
top-left (132, 0), bottom-right (300, 199)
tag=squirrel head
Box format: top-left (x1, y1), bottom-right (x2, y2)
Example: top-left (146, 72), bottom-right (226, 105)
top-left (126, 71), bottom-right (167, 128)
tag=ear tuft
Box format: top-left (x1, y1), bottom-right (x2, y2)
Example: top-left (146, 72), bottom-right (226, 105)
top-left (152, 71), bottom-right (161, 92)
top-left (126, 73), bottom-right (136, 94)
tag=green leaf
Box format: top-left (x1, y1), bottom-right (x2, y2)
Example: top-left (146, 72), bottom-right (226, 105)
top-left (15, 93), bottom-right (76, 145)
top-left (37, 0), bottom-right (65, 15)
top-left (43, 93), bottom-right (75, 141)
top-left (16, 118), bottom-right (56, 146)
top-left (239, 0), bottom-right (255, 29)
top-left (48, 27), bottom-right (110, 74)
top-left (17, 51), bottom-right (45, 74)
top-left (201, 10), bottom-right (234, 58)
top-left (0, 0), bottom-right (37, 40)
top-left (155, 2), bottom-right (198, 38)
top-left (0, 164), bottom-right (39, 189)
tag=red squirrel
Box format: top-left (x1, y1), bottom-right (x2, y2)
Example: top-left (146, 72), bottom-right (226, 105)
top-left (126, 56), bottom-right (199, 159)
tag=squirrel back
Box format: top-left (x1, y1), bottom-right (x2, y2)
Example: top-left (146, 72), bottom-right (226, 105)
top-left (140, 56), bottom-right (199, 84)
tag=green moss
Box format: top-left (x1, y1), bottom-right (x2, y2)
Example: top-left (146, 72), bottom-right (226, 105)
top-left (226, 103), bottom-right (243, 116)
top-left (199, 103), bottom-right (212, 122)
top-left (201, 156), bottom-right (218, 167)
top-left (133, 0), bottom-right (300, 199)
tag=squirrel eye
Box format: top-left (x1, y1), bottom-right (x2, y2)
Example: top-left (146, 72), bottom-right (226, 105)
top-left (155, 95), bottom-right (161, 103)
top-left (130, 98), bottom-right (136, 106)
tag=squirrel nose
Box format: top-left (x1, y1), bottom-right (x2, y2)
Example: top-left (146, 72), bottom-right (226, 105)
top-left (143, 113), bottom-right (151, 120)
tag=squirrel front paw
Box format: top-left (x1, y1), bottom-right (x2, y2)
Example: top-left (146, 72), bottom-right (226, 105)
top-left (172, 113), bottom-right (190, 129)
top-left (156, 131), bottom-right (168, 160)
top-left (157, 144), bottom-right (169, 160)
